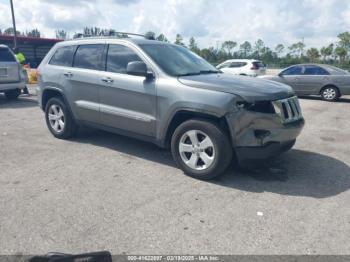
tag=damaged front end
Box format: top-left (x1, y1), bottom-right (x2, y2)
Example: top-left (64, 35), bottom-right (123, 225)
top-left (226, 96), bottom-right (305, 163)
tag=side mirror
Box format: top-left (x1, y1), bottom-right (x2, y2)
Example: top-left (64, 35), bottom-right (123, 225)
top-left (127, 61), bottom-right (153, 78)
top-left (278, 72), bottom-right (284, 77)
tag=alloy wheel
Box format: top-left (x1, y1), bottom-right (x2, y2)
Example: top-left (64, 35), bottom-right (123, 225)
top-left (322, 88), bottom-right (337, 100)
top-left (178, 130), bottom-right (215, 170)
top-left (48, 104), bottom-right (65, 133)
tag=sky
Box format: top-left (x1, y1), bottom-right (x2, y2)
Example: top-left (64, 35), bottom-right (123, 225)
top-left (0, 0), bottom-right (349, 49)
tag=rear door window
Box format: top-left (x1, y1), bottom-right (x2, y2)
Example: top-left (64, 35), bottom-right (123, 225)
top-left (230, 62), bottom-right (246, 68)
top-left (106, 44), bottom-right (142, 74)
top-left (282, 66), bottom-right (303, 75)
top-left (0, 47), bottom-right (16, 62)
top-left (73, 44), bottom-right (106, 71)
top-left (303, 66), bottom-right (329, 75)
top-left (49, 46), bottom-right (77, 67)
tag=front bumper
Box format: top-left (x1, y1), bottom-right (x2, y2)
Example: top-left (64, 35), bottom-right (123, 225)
top-left (226, 109), bottom-right (304, 163)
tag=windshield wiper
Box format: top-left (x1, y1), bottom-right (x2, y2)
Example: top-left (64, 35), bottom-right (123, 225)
top-left (199, 70), bottom-right (221, 74)
top-left (177, 72), bottom-right (201, 76)
top-left (177, 70), bottom-right (221, 77)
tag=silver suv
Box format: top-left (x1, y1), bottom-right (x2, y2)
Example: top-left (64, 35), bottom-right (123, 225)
top-left (0, 45), bottom-right (26, 99)
top-left (37, 36), bottom-right (304, 179)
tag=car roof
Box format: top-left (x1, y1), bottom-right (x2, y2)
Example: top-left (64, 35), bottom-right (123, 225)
top-left (290, 63), bottom-right (329, 67)
top-left (222, 59), bottom-right (260, 63)
top-left (57, 37), bottom-right (172, 47)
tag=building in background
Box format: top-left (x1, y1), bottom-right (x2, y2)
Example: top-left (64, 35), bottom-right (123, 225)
top-left (0, 35), bottom-right (62, 68)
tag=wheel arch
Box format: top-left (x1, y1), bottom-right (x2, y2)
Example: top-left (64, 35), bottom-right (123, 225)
top-left (162, 109), bottom-right (231, 149)
top-left (41, 88), bottom-right (77, 120)
top-left (319, 84), bottom-right (341, 96)
top-left (42, 88), bottom-right (74, 111)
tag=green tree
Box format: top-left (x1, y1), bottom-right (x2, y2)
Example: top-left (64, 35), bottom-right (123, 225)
top-left (260, 47), bottom-right (276, 64)
top-left (55, 29), bottom-right (67, 39)
top-left (289, 42), bottom-right (305, 57)
top-left (199, 47), bottom-right (217, 63)
top-left (26, 28), bottom-right (40, 38)
top-left (156, 33), bottom-right (168, 42)
top-left (4, 27), bottom-right (21, 35)
top-left (254, 39), bottom-right (264, 58)
top-left (335, 46), bottom-right (347, 62)
top-left (337, 32), bottom-right (350, 50)
top-left (306, 48), bottom-right (320, 62)
top-left (239, 41), bottom-right (252, 58)
top-left (174, 34), bottom-right (185, 46)
top-left (189, 37), bottom-right (200, 54)
top-left (221, 41), bottom-right (237, 56)
top-left (275, 44), bottom-right (285, 56)
top-left (320, 44), bottom-right (333, 61)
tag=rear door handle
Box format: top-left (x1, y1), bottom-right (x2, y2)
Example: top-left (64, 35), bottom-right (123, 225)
top-left (64, 72), bottom-right (73, 77)
top-left (101, 77), bottom-right (114, 83)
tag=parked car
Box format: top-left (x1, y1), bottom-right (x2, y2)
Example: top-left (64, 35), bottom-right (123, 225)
top-left (216, 59), bottom-right (266, 77)
top-left (259, 64), bottom-right (350, 101)
top-left (37, 36), bottom-right (304, 180)
top-left (0, 44), bottom-right (26, 99)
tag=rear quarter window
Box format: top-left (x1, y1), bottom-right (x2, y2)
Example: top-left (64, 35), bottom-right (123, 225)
top-left (49, 46), bottom-right (77, 67)
top-left (0, 47), bottom-right (16, 62)
top-left (252, 61), bottom-right (265, 68)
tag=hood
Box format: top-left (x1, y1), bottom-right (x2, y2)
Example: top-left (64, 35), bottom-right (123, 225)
top-left (178, 73), bottom-right (294, 102)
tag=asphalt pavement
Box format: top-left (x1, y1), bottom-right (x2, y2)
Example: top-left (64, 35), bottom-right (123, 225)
top-left (0, 85), bottom-right (349, 255)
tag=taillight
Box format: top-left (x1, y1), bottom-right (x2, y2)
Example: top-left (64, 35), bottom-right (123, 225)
top-left (251, 64), bottom-right (259, 70)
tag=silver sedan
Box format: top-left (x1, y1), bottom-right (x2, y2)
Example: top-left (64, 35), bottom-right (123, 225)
top-left (260, 64), bottom-right (350, 101)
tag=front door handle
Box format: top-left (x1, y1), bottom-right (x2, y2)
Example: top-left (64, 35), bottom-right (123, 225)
top-left (64, 72), bottom-right (73, 77)
top-left (101, 77), bottom-right (114, 83)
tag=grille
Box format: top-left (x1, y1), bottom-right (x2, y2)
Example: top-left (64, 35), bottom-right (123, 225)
top-left (272, 96), bottom-right (303, 123)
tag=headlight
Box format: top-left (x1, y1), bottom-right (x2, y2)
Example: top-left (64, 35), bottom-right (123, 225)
top-left (236, 100), bottom-right (276, 114)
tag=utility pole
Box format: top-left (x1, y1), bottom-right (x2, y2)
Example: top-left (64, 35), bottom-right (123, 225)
top-left (10, 0), bottom-right (18, 49)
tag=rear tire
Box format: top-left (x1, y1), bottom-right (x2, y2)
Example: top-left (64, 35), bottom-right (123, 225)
top-left (321, 86), bottom-right (339, 101)
top-left (171, 119), bottom-right (232, 180)
top-left (4, 89), bottom-right (21, 100)
top-left (45, 97), bottom-right (78, 139)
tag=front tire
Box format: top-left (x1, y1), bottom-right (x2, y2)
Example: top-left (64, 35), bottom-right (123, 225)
top-left (171, 119), bottom-right (232, 180)
top-left (4, 89), bottom-right (21, 100)
top-left (45, 97), bottom-right (78, 139)
top-left (321, 86), bottom-right (339, 101)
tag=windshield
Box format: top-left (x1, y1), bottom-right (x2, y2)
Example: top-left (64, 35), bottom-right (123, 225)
top-left (139, 43), bottom-right (220, 76)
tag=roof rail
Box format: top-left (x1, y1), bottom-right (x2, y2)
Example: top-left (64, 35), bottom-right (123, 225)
top-left (73, 31), bottom-right (155, 40)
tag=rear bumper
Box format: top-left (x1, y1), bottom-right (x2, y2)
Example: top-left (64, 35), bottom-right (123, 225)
top-left (226, 109), bottom-right (304, 163)
top-left (0, 81), bottom-right (26, 91)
